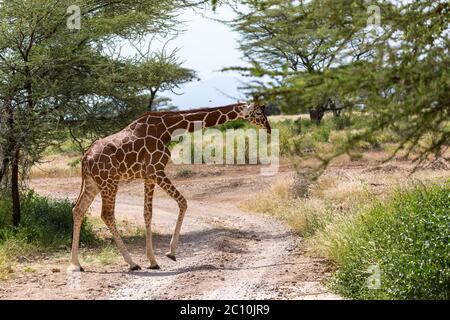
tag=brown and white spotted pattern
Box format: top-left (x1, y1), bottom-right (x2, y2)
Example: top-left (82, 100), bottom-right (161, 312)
top-left (69, 102), bottom-right (271, 272)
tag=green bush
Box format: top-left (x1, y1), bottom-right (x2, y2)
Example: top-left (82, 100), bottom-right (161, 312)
top-left (0, 191), bottom-right (97, 247)
top-left (68, 158), bottom-right (81, 168)
top-left (0, 191), bottom-right (99, 278)
top-left (311, 125), bottom-right (331, 143)
top-left (168, 113), bottom-right (403, 160)
top-left (329, 185), bottom-right (450, 300)
top-left (331, 115), bottom-right (353, 130)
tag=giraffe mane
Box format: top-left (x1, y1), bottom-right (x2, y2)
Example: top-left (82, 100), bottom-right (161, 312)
top-left (136, 102), bottom-right (247, 120)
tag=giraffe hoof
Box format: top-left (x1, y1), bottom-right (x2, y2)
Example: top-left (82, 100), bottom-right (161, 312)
top-left (129, 265), bottom-right (142, 271)
top-left (147, 264), bottom-right (161, 270)
top-left (67, 264), bottom-right (84, 273)
top-left (166, 253), bottom-right (176, 261)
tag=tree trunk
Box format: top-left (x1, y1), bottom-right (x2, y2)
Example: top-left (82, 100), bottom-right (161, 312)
top-left (0, 157), bottom-right (9, 185)
top-left (1, 97), bottom-right (13, 187)
top-left (309, 107), bottom-right (325, 125)
top-left (11, 147), bottom-right (21, 226)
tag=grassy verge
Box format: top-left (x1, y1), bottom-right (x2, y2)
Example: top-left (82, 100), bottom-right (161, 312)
top-left (0, 191), bottom-right (149, 279)
top-left (243, 173), bottom-right (449, 299)
top-left (320, 185), bottom-right (449, 300)
top-left (241, 173), bottom-right (371, 237)
top-left (0, 191), bottom-right (98, 278)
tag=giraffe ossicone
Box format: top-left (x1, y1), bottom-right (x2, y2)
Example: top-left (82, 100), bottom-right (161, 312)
top-left (69, 102), bottom-right (271, 272)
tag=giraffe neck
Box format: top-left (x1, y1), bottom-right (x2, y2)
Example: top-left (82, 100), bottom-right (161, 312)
top-left (187, 103), bottom-right (246, 130)
top-left (164, 103), bottom-right (247, 134)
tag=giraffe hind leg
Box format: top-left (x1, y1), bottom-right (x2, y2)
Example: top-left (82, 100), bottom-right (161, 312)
top-left (69, 176), bottom-right (98, 272)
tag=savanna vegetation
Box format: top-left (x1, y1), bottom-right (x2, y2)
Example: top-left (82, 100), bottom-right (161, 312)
top-left (228, 0), bottom-right (449, 300)
top-left (326, 185), bottom-right (449, 300)
top-left (0, 191), bottom-right (96, 278)
top-left (0, 0), bottom-right (202, 280)
top-left (0, 0), bottom-right (448, 300)
top-left (244, 179), bottom-right (450, 300)
top-left (0, 0), bottom-right (202, 226)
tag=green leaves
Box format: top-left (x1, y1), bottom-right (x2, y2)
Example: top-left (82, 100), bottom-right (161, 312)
top-left (231, 0), bottom-right (449, 163)
top-left (330, 184), bottom-right (450, 299)
top-left (0, 0), bottom-right (193, 196)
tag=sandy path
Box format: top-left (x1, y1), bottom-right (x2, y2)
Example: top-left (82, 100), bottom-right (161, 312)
top-left (109, 200), bottom-right (300, 300)
top-left (19, 170), bottom-right (340, 300)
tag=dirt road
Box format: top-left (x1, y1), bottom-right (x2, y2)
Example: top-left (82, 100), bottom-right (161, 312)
top-left (1, 164), bottom-right (340, 300)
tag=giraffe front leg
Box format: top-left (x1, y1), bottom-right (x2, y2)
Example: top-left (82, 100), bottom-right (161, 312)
top-left (144, 180), bottom-right (159, 269)
top-left (156, 173), bottom-right (187, 261)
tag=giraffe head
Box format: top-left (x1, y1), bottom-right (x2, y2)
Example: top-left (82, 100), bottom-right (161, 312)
top-left (243, 102), bottom-right (271, 134)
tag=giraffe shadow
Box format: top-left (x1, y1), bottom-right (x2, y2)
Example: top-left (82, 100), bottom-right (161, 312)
top-left (127, 261), bottom-right (299, 278)
top-left (152, 227), bottom-right (294, 246)
top-left (88, 260), bottom-right (297, 278)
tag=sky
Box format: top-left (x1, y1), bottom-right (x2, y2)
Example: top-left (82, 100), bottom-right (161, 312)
top-left (123, 6), bottom-right (247, 110)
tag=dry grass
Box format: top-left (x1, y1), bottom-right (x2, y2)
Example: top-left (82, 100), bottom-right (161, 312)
top-left (268, 113), bottom-right (340, 123)
top-left (29, 154), bottom-right (81, 179)
top-left (241, 158), bottom-right (450, 243)
top-left (241, 174), bottom-right (368, 237)
top-left (0, 213), bottom-right (146, 280)
top-left (268, 114), bottom-right (304, 122)
top-left (0, 239), bottom-right (35, 279)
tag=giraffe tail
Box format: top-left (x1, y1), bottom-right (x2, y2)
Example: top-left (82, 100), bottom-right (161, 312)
top-left (73, 157), bottom-right (88, 208)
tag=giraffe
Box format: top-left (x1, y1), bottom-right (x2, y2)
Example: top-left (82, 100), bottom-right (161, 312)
top-left (68, 101), bottom-right (271, 272)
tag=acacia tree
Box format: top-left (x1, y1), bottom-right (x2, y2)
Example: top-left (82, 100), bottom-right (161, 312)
top-left (349, 0), bottom-right (450, 164)
top-left (0, 0), bottom-right (196, 225)
top-left (126, 46), bottom-right (197, 111)
top-left (227, 0), bottom-right (373, 114)
top-left (228, 0), bottom-right (449, 163)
